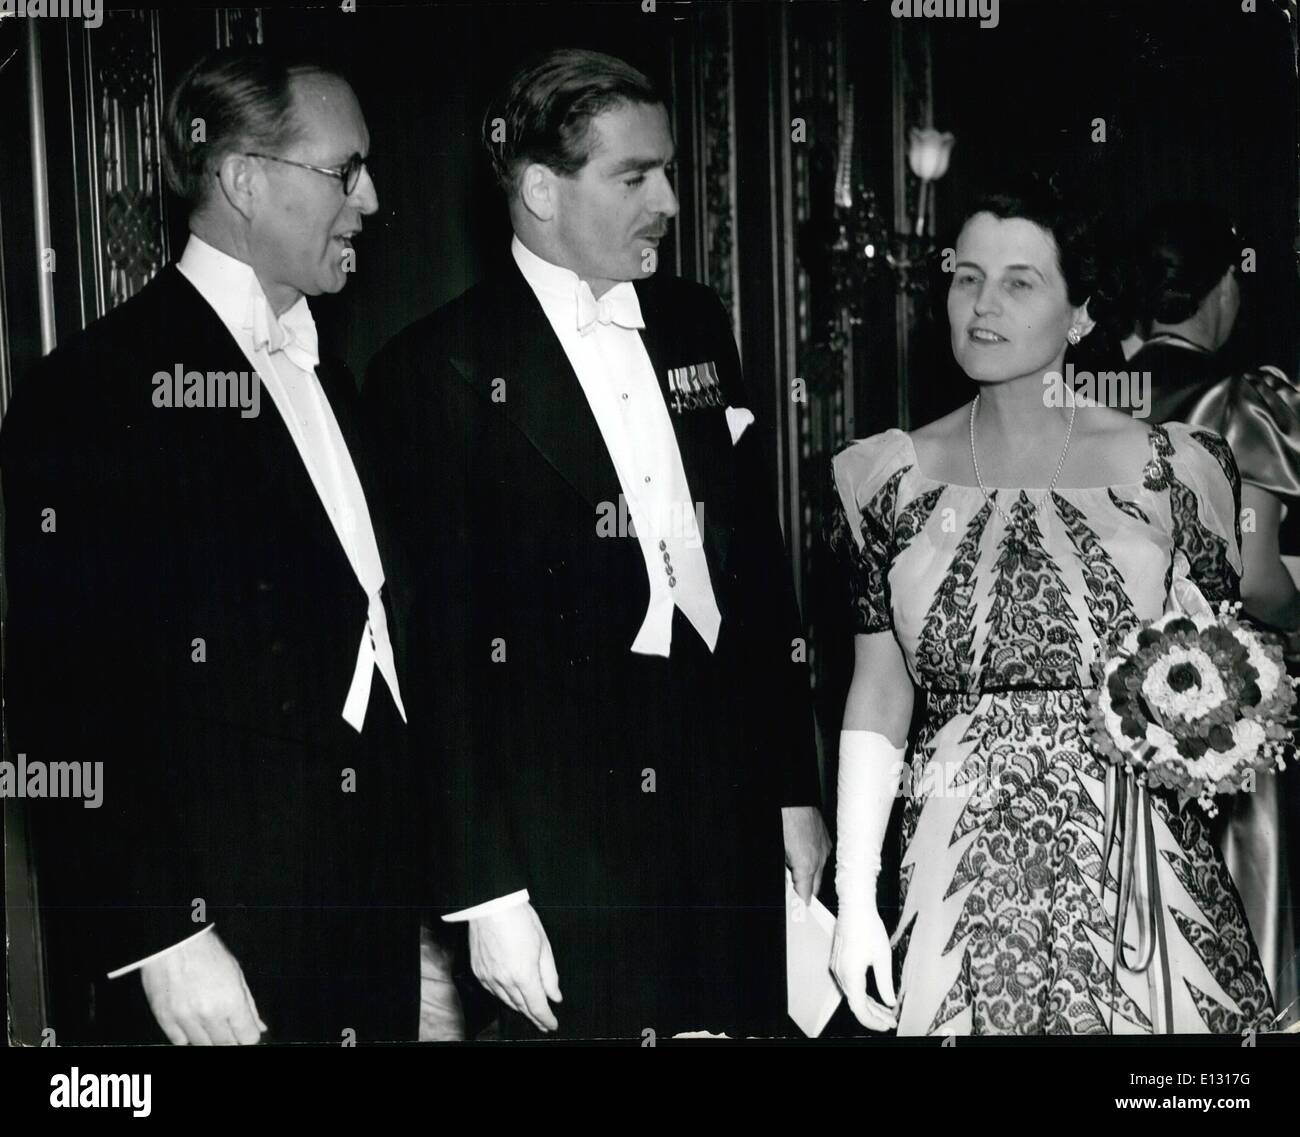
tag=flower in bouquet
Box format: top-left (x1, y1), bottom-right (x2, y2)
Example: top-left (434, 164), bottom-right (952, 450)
top-left (1087, 600), bottom-right (1297, 815)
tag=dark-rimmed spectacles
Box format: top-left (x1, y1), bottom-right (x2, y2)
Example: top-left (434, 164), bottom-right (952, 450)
top-left (243, 151), bottom-right (368, 195)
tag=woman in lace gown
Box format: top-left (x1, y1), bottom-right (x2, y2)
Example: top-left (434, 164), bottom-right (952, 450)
top-left (827, 181), bottom-right (1276, 1035)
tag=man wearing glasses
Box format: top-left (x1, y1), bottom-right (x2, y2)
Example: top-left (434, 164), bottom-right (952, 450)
top-left (2, 47), bottom-right (427, 1044)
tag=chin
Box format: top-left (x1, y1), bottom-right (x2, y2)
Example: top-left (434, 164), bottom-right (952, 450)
top-left (954, 352), bottom-right (1005, 383)
top-left (318, 271), bottom-right (348, 295)
top-left (629, 246), bottom-right (661, 277)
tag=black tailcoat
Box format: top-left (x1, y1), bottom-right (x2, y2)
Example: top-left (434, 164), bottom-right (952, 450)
top-left (362, 260), bottom-right (819, 1038)
top-left (2, 267), bottom-right (423, 1043)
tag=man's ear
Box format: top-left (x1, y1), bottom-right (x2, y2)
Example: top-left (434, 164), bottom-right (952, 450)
top-left (214, 152), bottom-right (260, 222)
top-left (1072, 298), bottom-right (1097, 340)
top-left (518, 163), bottom-right (557, 223)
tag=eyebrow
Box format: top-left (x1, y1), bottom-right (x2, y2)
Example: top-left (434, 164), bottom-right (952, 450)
top-left (312, 146), bottom-right (367, 166)
top-left (605, 153), bottom-right (675, 176)
top-left (1006, 263), bottom-right (1048, 280)
top-left (955, 260), bottom-right (1048, 281)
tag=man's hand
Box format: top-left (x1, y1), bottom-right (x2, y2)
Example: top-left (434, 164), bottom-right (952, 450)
top-left (139, 930), bottom-right (267, 1045)
top-left (467, 902), bottom-right (562, 1033)
top-left (782, 805), bottom-right (831, 905)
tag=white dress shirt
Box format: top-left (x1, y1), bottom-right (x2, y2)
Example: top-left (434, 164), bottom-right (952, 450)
top-left (108, 234), bottom-right (406, 977)
top-left (443, 236), bottom-right (724, 924)
top-left (514, 234), bottom-right (720, 654)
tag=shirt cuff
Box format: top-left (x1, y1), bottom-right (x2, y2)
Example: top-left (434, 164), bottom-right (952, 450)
top-left (106, 923), bottom-right (217, 979)
top-left (441, 889), bottom-right (530, 923)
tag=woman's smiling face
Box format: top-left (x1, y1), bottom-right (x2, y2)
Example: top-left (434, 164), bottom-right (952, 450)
top-left (948, 211), bottom-right (1082, 384)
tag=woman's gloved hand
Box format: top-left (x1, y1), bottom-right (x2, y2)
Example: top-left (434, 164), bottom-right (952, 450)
top-left (829, 729), bottom-right (906, 1032)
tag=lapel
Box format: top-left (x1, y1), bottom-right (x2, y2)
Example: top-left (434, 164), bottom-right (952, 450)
top-left (633, 275), bottom-right (738, 578)
top-left (158, 268), bottom-right (359, 586)
top-left (450, 262), bottom-right (740, 584)
top-left (450, 264), bottom-right (623, 512)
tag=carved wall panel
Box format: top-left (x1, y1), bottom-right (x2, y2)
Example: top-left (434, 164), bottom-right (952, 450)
top-left (67, 8), bottom-right (169, 320)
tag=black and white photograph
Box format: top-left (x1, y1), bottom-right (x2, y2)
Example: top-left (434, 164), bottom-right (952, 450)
top-left (2, 0), bottom-right (1299, 1115)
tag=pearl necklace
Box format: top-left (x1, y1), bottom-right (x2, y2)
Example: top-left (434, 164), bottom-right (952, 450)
top-left (968, 393), bottom-right (1077, 526)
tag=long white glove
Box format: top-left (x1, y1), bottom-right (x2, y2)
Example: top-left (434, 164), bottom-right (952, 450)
top-left (830, 729), bottom-right (906, 1031)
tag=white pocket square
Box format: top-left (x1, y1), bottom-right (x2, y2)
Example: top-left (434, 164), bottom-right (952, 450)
top-left (725, 406), bottom-right (755, 446)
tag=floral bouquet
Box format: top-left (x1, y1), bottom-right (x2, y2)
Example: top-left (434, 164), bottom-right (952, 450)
top-left (1087, 598), bottom-right (1297, 816)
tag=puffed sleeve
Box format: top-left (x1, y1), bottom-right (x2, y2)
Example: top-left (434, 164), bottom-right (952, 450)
top-left (1181, 366), bottom-right (1300, 500)
top-left (827, 430), bottom-right (911, 634)
top-left (1156, 421), bottom-right (1244, 605)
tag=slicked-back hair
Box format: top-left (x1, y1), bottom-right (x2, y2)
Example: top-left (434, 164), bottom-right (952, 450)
top-left (482, 48), bottom-right (664, 198)
top-left (162, 46), bottom-right (335, 209)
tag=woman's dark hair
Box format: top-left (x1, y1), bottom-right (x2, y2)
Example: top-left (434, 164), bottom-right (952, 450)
top-left (956, 172), bottom-right (1113, 317)
top-left (1130, 202), bottom-right (1240, 329)
top-left (481, 48), bottom-right (664, 197)
top-left (163, 47), bottom-right (335, 207)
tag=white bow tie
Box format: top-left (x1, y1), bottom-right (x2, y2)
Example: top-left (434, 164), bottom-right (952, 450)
top-left (576, 280), bottom-right (645, 336)
top-left (246, 291), bottom-right (320, 372)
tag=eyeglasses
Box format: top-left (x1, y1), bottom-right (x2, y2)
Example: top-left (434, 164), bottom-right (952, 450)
top-left (242, 151), bottom-right (368, 195)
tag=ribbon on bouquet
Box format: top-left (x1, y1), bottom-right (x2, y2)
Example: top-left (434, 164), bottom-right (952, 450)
top-left (1096, 550), bottom-right (1212, 1033)
top-left (1101, 756), bottom-right (1175, 1035)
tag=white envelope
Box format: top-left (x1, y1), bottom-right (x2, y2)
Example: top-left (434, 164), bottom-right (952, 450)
top-left (786, 869), bottom-right (842, 1037)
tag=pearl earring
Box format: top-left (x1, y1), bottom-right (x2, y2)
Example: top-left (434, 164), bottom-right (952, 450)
top-left (1067, 327), bottom-right (1081, 345)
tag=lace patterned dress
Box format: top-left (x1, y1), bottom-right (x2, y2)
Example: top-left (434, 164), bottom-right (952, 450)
top-left (829, 421), bottom-right (1276, 1035)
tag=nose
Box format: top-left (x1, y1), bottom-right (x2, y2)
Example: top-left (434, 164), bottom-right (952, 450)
top-left (973, 276), bottom-right (1001, 316)
top-left (349, 163), bottom-right (379, 216)
top-left (651, 168), bottom-right (679, 220)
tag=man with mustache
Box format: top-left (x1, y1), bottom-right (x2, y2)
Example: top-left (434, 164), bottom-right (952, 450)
top-left (3, 46), bottom-right (424, 1043)
top-left (363, 48), bottom-right (827, 1039)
